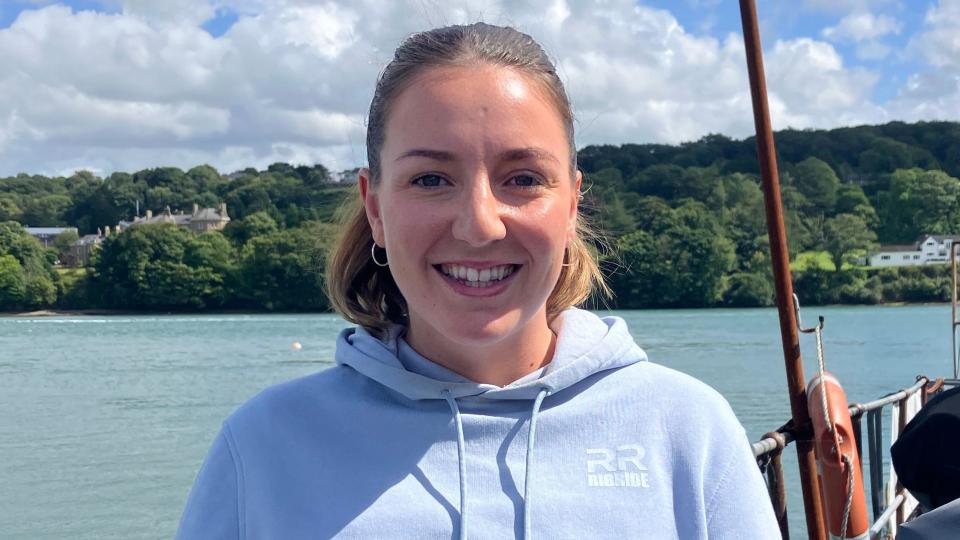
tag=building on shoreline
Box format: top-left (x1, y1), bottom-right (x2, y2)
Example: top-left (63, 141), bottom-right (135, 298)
top-left (64, 227), bottom-right (110, 267)
top-left (116, 203), bottom-right (230, 234)
top-left (61, 203), bottom-right (231, 267)
top-left (865, 235), bottom-right (960, 267)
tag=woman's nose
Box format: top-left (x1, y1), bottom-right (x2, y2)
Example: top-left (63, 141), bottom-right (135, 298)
top-left (452, 180), bottom-right (507, 246)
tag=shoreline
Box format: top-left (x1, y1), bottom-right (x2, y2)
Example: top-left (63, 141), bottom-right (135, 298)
top-left (1, 301), bottom-right (950, 317)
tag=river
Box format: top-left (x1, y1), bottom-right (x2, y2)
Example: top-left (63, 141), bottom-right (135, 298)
top-left (0, 305), bottom-right (951, 538)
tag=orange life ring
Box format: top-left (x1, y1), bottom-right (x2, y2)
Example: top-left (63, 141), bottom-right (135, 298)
top-left (806, 371), bottom-right (870, 540)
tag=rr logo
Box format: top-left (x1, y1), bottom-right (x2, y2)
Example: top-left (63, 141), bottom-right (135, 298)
top-left (585, 445), bottom-right (647, 473)
top-left (585, 445), bottom-right (650, 488)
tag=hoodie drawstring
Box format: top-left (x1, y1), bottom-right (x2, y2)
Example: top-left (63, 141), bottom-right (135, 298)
top-left (442, 390), bottom-right (468, 540)
top-left (442, 387), bottom-right (549, 540)
top-left (523, 388), bottom-right (549, 540)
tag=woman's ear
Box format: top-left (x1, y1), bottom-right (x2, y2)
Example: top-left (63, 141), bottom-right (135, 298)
top-left (359, 168), bottom-right (385, 246)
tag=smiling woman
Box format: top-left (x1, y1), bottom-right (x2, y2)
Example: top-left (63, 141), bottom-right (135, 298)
top-left (176, 22), bottom-right (780, 540)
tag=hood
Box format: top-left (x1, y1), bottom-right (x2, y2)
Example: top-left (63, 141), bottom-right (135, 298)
top-left (334, 307), bottom-right (647, 401)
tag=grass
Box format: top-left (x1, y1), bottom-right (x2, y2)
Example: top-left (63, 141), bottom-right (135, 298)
top-left (790, 250), bottom-right (869, 272)
top-left (791, 251), bottom-right (836, 271)
top-left (55, 267), bottom-right (88, 288)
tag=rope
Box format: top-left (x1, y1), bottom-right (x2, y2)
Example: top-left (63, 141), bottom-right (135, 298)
top-left (840, 453), bottom-right (854, 538)
top-left (812, 316), bottom-right (856, 538)
top-left (814, 323), bottom-right (833, 434)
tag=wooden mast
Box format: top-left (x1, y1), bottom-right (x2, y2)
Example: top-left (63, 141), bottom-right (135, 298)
top-left (737, 1), bottom-right (828, 538)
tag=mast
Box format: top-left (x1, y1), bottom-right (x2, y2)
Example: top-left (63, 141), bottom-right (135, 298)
top-left (737, 1), bottom-right (828, 538)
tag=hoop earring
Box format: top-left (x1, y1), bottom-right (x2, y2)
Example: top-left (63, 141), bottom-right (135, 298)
top-left (561, 247), bottom-right (571, 268)
top-left (370, 243), bottom-right (389, 267)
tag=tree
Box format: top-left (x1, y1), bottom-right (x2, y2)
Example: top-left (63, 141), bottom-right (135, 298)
top-left (609, 203), bottom-right (735, 308)
top-left (0, 254), bottom-right (26, 308)
top-left (823, 214), bottom-right (878, 272)
top-left (598, 192), bottom-right (636, 237)
top-left (91, 224), bottom-right (235, 309)
top-left (20, 194), bottom-right (72, 226)
top-left (723, 272), bottom-right (774, 307)
top-left (878, 169), bottom-right (960, 242)
top-left (0, 195), bottom-right (22, 222)
top-left (792, 157), bottom-right (840, 213)
top-left (224, 211), bottom-right (279, 247)
top-left (835, 183), bottom-right (878, 229)
top-left (237, 223), bottom-right (335, 310)
top-left (53, 230), bottom-right (80, 256)
top-left (0, 221), bottom-right (58, 308)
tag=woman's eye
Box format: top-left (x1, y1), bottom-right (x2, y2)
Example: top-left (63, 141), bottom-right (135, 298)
top-left (412, 174), bottom-right (448, 188)
top-left (508, 174), bottom-right (542, 188)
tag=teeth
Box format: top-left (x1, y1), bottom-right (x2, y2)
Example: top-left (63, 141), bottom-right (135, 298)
top-left (440, 264), bottom-right (516, 284)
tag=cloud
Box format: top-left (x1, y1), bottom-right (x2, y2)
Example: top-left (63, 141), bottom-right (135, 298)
top-left (802, 0), bottom-right (899, 14)
top-left (888, 0), bottom-right (960, 120)
top-left (0, 0), bottom-right (927, 177)
top-left (822, 11), bottom-right (902, 42)
top-left (821, 10), bottom-right (902, 60)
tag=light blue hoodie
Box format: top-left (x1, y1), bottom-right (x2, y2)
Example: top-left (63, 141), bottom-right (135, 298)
top-left (176, 308), bottom-right (780, 539)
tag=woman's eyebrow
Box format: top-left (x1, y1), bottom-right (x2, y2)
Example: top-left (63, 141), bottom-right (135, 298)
top-left (500, 147), bottom-right (560, 165)
top-left (395, 147), bottom-right (561, 166)
top-left (396, 149), bottom-right (456, 162)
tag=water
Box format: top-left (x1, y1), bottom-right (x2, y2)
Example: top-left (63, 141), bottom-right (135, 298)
top-left (0, 306), bottom-right (952, 539)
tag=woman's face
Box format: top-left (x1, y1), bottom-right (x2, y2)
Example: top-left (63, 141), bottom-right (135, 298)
top-left (361, 64), bottom-right (580, 351)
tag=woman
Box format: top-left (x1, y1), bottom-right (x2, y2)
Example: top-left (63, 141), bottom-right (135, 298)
top-left (177, 23), bottom-right (779, 539)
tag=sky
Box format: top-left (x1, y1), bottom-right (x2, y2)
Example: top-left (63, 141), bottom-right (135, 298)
top-left (0, 0), bottom-right (957, 177)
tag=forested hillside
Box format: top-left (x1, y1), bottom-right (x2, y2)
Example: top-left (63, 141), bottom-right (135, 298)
top-left (1, 120), bottom-right (959, 311)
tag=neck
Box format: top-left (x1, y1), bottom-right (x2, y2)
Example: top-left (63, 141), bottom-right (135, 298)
top-left (405, 311), bottom-right (557, 387)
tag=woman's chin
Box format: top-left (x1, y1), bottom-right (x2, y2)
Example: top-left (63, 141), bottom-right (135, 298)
top-left (410, 308), bottom-right (530, 349)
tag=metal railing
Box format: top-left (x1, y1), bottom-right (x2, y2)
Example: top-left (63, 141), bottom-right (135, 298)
top-left (752, 377), bottom-right (956, 540)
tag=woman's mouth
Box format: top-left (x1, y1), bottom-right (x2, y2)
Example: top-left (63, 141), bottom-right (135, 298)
top-left (434, 263), bottom-right (519, 288)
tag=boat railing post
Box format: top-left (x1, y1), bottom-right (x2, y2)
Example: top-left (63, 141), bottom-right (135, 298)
top-left (895, 398), bottom-right (909, 527)
top-left (760, 431), bottom-right (790, 539)
top-left (952, 242), bottom-right (959, 379)
top-left (738, 1), bottom-right (827, 537)
top-left (867, 408), bottom-right (885, 523)
top-left (851, 410), bottom-right (864, 472)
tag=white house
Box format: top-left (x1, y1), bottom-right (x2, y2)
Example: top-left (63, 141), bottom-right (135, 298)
top-left (866, 235), bottom-right (960, 267)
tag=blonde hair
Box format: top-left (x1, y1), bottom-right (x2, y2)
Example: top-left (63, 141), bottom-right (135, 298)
top-left (325, 23), bottom-right (609, 334)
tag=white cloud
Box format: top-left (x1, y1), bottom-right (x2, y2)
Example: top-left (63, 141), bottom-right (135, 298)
top-left (0, 0), bottom-right (943, 178)
top-left (912, 0), bottom-right (960, 70)
top-left (802, 0), bottom-right (899, 14)
top-left (821, 10), bottom-right (902, 60)
top-left (889, 0), bottom-right (960, 120)
top-left (823, 11), bottom-right (902, 42)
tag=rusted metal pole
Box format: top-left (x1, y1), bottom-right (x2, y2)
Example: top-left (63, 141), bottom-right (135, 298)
top-left (737, 1), bottom-right (827, 538)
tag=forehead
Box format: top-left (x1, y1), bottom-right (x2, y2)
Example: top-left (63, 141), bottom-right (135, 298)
top-left (381, 65), bottom-right (570, 163)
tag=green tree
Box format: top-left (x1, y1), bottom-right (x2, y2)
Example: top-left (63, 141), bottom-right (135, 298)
top-left (598, 192), bottom-right (636, 237)
top-left (224, 211), bottom-right (280, 246)
top-left (0, 195), bottom-right (22, 222)
top-left (823, 213), bottom-right (878, 272)
top-left (20, 194), bottom-right (72, 226)
top-left (878, 169), bottom-right (960, 242)
top-left (91, 224), bottom-right (235, 309)
top-left (723, 271), bottom-right (774, 307)
top-left (238, 223), bottom-right (336, 310)
top-left (610, 203), bottom-right (735, 308)
top-left (0, 221), bottom-right (58, 308)
top-left (0, 254), bottom-right (26, 307)
top-left (792, 157), bottom-right (840, 213)
top-left (53, 230), bottom-right (80, 256)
